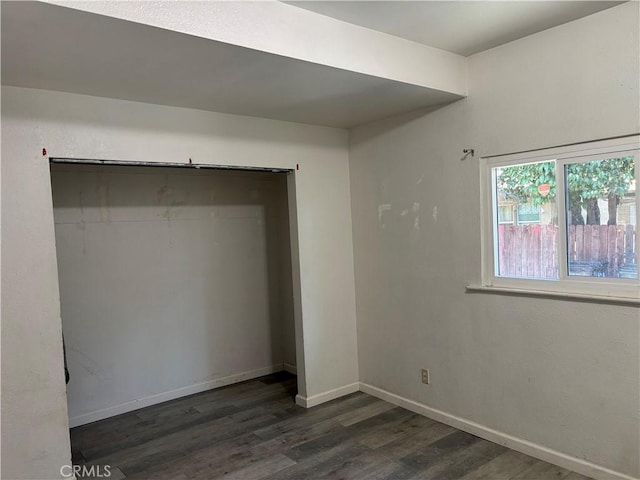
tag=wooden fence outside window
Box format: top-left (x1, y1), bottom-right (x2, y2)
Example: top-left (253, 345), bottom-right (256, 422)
top-left (497, 224), bottom-right (637, 278)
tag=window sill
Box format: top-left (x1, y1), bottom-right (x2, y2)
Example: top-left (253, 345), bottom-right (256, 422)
top-left (465, 285), bottom-right (640, 306)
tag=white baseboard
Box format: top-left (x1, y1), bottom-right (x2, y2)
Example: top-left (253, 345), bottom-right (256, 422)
top-left (283, 362), bottom-right (297, 375)
top-left (68, 364), bottom-right (283, 427)
top-left (359, 383), bottom-right (638, 480)
top-left (295, 382), bottom-right (360, 408)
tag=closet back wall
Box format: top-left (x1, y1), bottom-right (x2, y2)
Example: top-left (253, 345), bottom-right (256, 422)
top-left (51, 164), bottom-right (295, 427)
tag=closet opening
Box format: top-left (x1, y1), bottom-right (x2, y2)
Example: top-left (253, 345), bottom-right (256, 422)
top-left (50, 159), bottom-right (301, 433)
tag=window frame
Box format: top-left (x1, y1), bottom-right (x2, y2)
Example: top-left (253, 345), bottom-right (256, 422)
top-left (481, 136), bottom-right (640, 299)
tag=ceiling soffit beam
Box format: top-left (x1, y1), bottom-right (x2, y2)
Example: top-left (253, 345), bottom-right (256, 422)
top-left (44, 0), bottom-right (468, 97)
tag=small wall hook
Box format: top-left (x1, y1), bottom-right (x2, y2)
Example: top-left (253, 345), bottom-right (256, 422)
top-left (461, 148), bottom-right (475, 160)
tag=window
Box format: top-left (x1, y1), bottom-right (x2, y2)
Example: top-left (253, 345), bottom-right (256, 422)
top-left (497, 205), bottom-right (514, 224)
top-left (482, 136), bottom-right (639, 298)
top-left (516, 203), bottom-right (541, 224)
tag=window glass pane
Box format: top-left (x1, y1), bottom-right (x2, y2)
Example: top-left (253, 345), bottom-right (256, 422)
top-left (565, 156), bottom-right (637, 279)
top-left (494, 161), bottom-right (558, 279)
top-left (516, 203), bottom-right (541, 224)
top-left (498, 205), bottom-right (513, 224)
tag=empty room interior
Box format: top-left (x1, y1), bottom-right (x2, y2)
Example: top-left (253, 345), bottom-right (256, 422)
top-left (1, 1), bottom-right (639, 480)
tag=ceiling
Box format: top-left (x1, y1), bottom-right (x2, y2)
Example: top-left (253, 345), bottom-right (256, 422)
top-left (286, 1), bottom-right (624, 56)
top-left (1, 1), bottom-right (461, 129)
top-left (1, 1), bottom-right (625, 129)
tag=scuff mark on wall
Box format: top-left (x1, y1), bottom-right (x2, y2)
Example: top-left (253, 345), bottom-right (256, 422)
top-left (157, 184), bottom-right (171, 204)
top-left (79, 191), bottom-right (85, 219)
top-left (380, 180), bottom-right (389, 198)
top-left (99, 185), bottom-right (110, 223)
top-left (79, 191), bottom-right (87, 255)
top-left (378, 204), bottom-right (391, 229)
top-left (77, 222), bottom-right (87, 255)
top-left (414, 217), bottom-right (420, 231)
top-left (170, 199), bottom-right (186, 218)
top-left (400, 209), bottom-right (409, 217)
top-left (432, 206), bottom-right (438, 222)
top-left (417, 174), bottom-right (424, 185)
top-left (67, 345), bottom-right (99, 377)
top-left (412, 202), bottom-right (420, 213)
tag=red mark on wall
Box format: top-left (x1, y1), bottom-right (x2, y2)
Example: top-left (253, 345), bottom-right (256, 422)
top-left (42, 148), bottom-right (47, 156)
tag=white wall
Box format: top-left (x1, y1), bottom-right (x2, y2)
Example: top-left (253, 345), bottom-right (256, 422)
top-left (1, 87), bottom-right (359, 479)
top-left (349, 3), bottom-right (639, 479)
top-left (51, 165), bottom-right (295, 426)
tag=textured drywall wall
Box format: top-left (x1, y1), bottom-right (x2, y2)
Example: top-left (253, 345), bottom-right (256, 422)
top-left (349, 3), bottom-right (639, 477)
top-left (1, 87), bottom-right (358, 479)
top-left (51, 165), bottom-right (295, 425)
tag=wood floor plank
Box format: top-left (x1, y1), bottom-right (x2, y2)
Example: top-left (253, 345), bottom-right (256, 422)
top-left (564, 472), bottom-right (595, 480)
top-left (128, 403), bottom-right (335, 479)
top-left (81, 404), bottom-right (240, 460)
top-left (381, 420), bottom-right (458, 460)
top-left (125, 432), bottom-right (264, 480)
top-left (94, 412), bottom-right (279, 475)
top-left (192, 381), bottom-right (294, 414)
top-left (254, 418), bottom-right (344, 453)
top-left (408, 437), bottom-right (507, 480)
top-left (71, 380), bottom-right (273, 452)
top-left (231, 385), bottom-right (297, 410)
top-left (136, 414), bottom-right (283, 475)
top-left (77, 466), bottom-right (127, 480)
top-left (258, 372), bottom-right (297, 385)
top-left (89, 414), bottom-right (236, 466)
top-left (347, 460), bottom-right (417, 480)
top-left (311, 447), bottom-right (406, 480)
top-left (459, 449), bottom-right (539, 480)
top-left (285, 407), bottom-right (412, 462)
top-left (71, 411), bottom-right (149, 448)
top-left (198, 409), bottom-right (400, 478)
top-left (400, 430), bottom-right (482, 470)
top-left (69, 373), bottom-right (592, 480)
top-left (333, 399), bottom-right (397, 426)
top-left (212, 453), bottom-right (296, 480)
top-left (264, 443), bottom-right (372, 480)
top-left (229, 396), bottom-right (298, 424)
top-left (135, 381), bottom-right (266, 420)
top-left (173, 420), bottom-right (340, 479)
top-left (253, 392), bottom-right (375, 441)
top-left (510, 460), bottom-right (574, 479)
top-left (357, 413), bottom-right (435, 450)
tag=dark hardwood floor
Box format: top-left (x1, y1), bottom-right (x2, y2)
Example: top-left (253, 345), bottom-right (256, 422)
top-left (70, 373), bottom-right (593, 480)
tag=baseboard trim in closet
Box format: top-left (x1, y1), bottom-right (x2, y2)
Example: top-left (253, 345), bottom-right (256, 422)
top-left (68, 364), bottom-right (283, 428)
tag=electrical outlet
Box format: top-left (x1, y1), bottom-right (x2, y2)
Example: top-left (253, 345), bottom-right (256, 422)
top-left (421, 369), bottom-right (430, 384)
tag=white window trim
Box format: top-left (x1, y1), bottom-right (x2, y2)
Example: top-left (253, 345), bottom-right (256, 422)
top-left (480, 136), bottom-right (640, 301)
